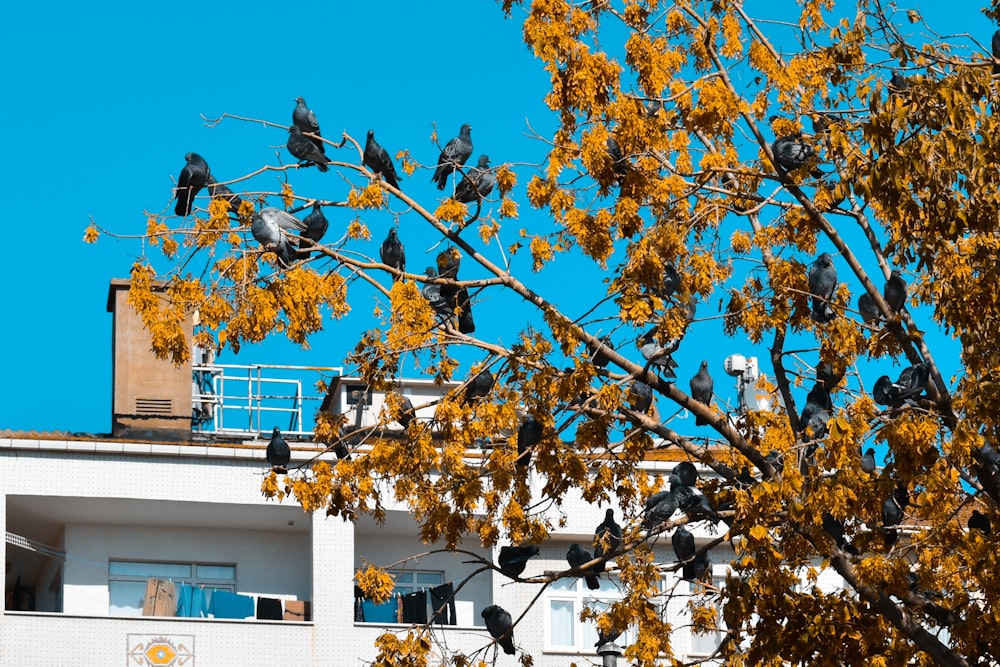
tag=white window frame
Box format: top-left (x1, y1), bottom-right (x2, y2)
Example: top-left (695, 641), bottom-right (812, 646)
top-left (543, 574), bottom-right (657, 654)
top-left (360, 568), bottom-right (445, 622)
top-left (108, 559), bottom-right (236, 617)
top-left (686, 571), bottom-right (726, 659)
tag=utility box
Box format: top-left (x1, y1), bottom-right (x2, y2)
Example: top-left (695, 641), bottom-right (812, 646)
top-left (107, 279), bottom-right (193, 440)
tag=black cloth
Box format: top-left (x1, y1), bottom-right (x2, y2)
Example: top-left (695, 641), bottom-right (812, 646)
top-left (354, 585), bottom-right (365, 622)
top-left (429, 582), bottom-right (457, 625)
top-left (256, 596), bottom-right (283, 620)
top-left (400, 590), bottom-right (427, 624)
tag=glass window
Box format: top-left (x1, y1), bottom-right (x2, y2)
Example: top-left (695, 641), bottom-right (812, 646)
top-left (544, 575), bottom-right (648, 653)
top-left (108, 560), bottom-right (236, 617)
top-left (688, 577), bottom-right (724, 657)
top-left (360, 568), bottom-right (445, 623)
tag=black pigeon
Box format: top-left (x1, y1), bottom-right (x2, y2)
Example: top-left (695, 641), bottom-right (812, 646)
top-left (642, 487), bottom-right (678, 529)
top-left (772, 134), bottom-right (822, 177)
top-left (969, 509), bottom-right (991, 534)
top-left (861, 447), bottom-right (877, 474)
top-left (873, 363), bottom-right (929, 408)
top-left (889, 70), bottom-right (912, 94)
top-left (266, 426), bottom-right (290, 473)
top-left (821, 511), bottom-right (858, 555)
top-left (436, 246), bottom-right (462, 280)
top-left (799, 383), bottom-right (832, 441)
top-left (422, 267), bottom-right (451, 315)
top-left (884, 270), bottom-right (907, 313)
top-left (606, 137), bottom-right (629, 181)
top-left (736, 466), bottom-right (756, 489)
top-left (588, 335), bottom-right (615, 369)
top-left (292, 97), bottom-right (325, 154)
top-left (640, 330), bottom-right (679, 378)
top-left (974, 443), bottom-right (1000, 504)
top-left (206, 176), bottom-right (245, 214)
top-left (462, 369), bottom-right (495, 405)
top-left (517, 415), bottom-right (543, 469)
top-left (672, 525), bottom-right (696, 566)
top-left (363, 130), bottom-right (401, 189)
top-left (287, 126), bottom-right (331, 171)
top-left (764, 450), bottom-right (785, 476)
top-left (451, 286), bottom-right (475, 334)
top-left (993, 30), bottom-right (1000, 76)
top-left (252, 208), bottom-right (306, 267)
top-left (808, 253), bottom-right (838, 323)
top-left (297, 202), bottom-right (329, 259)
top-left (497, 545), bottom-right (539, 578)
top-left (654, 263), bottom-right (681, 300)
top-left (567, 543), bottom-right (600, 590)
top-left (672, 474), bottom-right (719, 524)
top-left (454, 154), bottom-right (495, 204)
top-left (882, 487), bottom-right (907, 548)
top-left (858, 291), bottom-right (879, 324)
top-left (817, 361), bottom-right (845, 391)
top-left (398, 395), bottom-right (415, 429)
top-left (686, 552), bottom-right (712, 582)
top-left (481, 604), bottom-right (516, 655)
top-left (689, 361), bottom-right (714, 426)
top-left (628, 380), bottom-right (653, 414)
top-left (380, 228), bottom-right (406, 280)
top-left (593, 509), bottom-right (622, 573)
top-left (174, 152), bottom-right (211, 216)
top-left (432, 124), bottom-right (473, 190)
top-left (674, 461), bottom-right (699, 488)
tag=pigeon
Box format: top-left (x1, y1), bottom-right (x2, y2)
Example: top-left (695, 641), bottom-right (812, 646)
top-left (672, 525), bottom-right (696, 565)
top-left (265, 426), bottom-right (290, 473)
top-left (593, 509), bottom-right (622, 573)
top-left (861, 448), bottom-right (877, 474)
top-left (450, 286), bottom-right (475, 334)
top-left (884, 270), bottom-right (907, 313)
top-left (421, 267), bottom-right (451, 315)
top-left (772, 134), bottom-right (822, 177)
top-left (736, 466), bottom-right (756, 489)
top-left (889, 70), bottom-right (912, 94)
top-left (174, 152), bottom-right (211, 216)
top-left (497, 545), bottom-right (539, 578)
top-left (287, 125), bottom-right (331, 171)
top-left (974, 443), bottom-right (1000, 504)
top-left (431, 123), bottom-right (473, 190)
top-left (206, 176), bottom-right (245, 214)
top-left (808, 253), bottom-right (838, 323)
top-left (654, 263), bottom-right (681, 300)
top-left (969, 509), bottom-right (991, 534)
top-left (481, 604), bottom-right (516, 655)
top-left (292, 97), bottom-right (325, 154)
top-left (873, 363), bottom-right (929, 408)
top-left (567, 543), bottom-right (600, 590)
top-left (398, 395), bottom-right (415, 429)
top-left (453, 154), bottom-right (495, 204)
top-left (462, 369), bottom-right (495, 405)
top-left (363, 130), bottom-right (401, 189)
top-left (673, 461), bottom-right (699, 487)
top-left (686, 552), bottom-right (712, 582)
top-left (689, 361), bottom-right (714, 426)
top-left (380, 228), bottom-right (406, 280)
top-left (252, 207), bottom-right (306, 267)
top-left (606, 137), bottom-right (629, 181)
top-left (642, 487), bottom-right (678, 529)
top-left (817, 361), bottom-right (845, 391)
top-left (858, 291), bottom-right (879, 324)
top-left (799, 383), bottom-right (832, 441)
top-left (588, 335), bottom-right (614, 369)
top-left (821, 511), bottom-right (857, 555)
top-left (882, 486), bottom-right (908, 548)
top-left (516, 415), bottom-right (543, 469)
top-left (993, 30), bottom-right (1000, 76)
top-left (297, 202), bottom-right (329, 259)
top-left (628, 380), bottom-right (653, 414)
top-left (640, 330), bottom-right (679, 378)
top-left (436, 246), bottom-right (462, 280)
top-left (764, 450), bottom-right (785, 476)
top-left (672, 474), bottom-right (719, 524)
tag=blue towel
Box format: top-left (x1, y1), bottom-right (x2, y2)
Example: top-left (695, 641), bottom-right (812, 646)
top-left (361, 599), bottom-right (398, 623)
top-left (208, 589), bottom-right (254, 619)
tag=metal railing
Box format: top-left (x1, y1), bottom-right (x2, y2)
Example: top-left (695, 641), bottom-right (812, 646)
top-left (192, 363), bottom-right (342, 438)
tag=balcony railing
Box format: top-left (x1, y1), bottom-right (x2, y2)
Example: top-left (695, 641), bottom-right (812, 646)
top-left (192, 362), bottom-right (342, 438)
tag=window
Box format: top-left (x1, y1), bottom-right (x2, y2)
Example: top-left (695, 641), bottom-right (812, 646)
top-left (108, 560), bottom-right (236, 617)
top-left (545, 576), bottom-right (644, 652)
top-left (358, 569), bottom-right (444, 624)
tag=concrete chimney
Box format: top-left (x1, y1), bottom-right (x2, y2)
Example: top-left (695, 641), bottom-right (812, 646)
top-left (106, 279), bottom-right (192, 440)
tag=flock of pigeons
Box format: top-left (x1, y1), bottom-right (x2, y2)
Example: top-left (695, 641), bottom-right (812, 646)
top-left (173, 97), bottom-right (496, 274)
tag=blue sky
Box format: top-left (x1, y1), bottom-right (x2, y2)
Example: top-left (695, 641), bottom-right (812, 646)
top-left (0, 1), bottom-right (986, 436)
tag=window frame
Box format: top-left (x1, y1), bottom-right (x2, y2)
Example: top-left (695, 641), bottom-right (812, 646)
top-left (108, 559), bottom-right (236, 617)
top-left (543, 574), bottom-right (657, 654)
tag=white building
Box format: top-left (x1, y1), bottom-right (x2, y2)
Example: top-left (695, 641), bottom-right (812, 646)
top-left (1, 281), bottom-right (803, 666)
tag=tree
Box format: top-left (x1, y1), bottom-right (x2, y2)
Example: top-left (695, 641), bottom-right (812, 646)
top-left (86, 0), bottom-right (1000, 665)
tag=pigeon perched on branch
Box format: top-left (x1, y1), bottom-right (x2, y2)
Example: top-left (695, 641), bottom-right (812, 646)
top-left (497, 545), bottom-right (539, 578)
top-left (297, 202), bottom-right (329, 259)
top-left (454, 154), bottom-right (495, 204)
top-left (380, 228), bottom-right (405, 280)
top-left (266, 427), bottom-right (290, 473)
top-left (252, 207), bottom-right (306, 267)
top-left (689, 361), bottom-right (714, 426)
top-left (567, 543), bottom-right (600, 590)
top-left (206, 176), bottom-right (245, 214)
top-left (858, 291), bottom-right (879, 324)
top-left (884, 270), bottom-right (907, 313)
top-left (808, 253), bottom-right (838, 323)
top-left (287, 126), bottom-right (331, 171)
top-left (482, 605), bottom-right (516, 655)
top-left (174, 152), bottom-right (210, 216)
top-left (462, 369), bottom-right (495, 405)
top-left (872, 363), bottom-right (929, 408)
top-left (432, 124), bottom-right (473, 190)
top-left (364, 130), bottom-right (401, 189)
top-left (772, 134), bottom-right (822, 177)
top-left (517, 415), bottom-right (543, 469)
top-left (292, 97), bottom-right (325, 154)
top-left (593, 509), bottom-right (622, 573)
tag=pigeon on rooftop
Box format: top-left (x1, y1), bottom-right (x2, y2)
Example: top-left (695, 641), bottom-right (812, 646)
top-left (453, 154), bottom-right (495, 204)
top-left (174, 152), bottom-right (211, 217)
top-left (432, 124), bottom-right (473, 190)
top-left (266, 427), bottom-right (290, 473)
top-left (808, 253), bottom-right (838, 323)
top-left (363, 130), bottom-right (401, 189)
top-left (481, 604), bottom-right (516, 655)
top-left (287, 126), bottom-right (331, 171)
top-left (292, 97), bottom-right (325, 154)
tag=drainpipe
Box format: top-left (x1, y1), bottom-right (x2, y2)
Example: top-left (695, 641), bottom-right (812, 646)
top-left (597, 641), bottom-right (624, 667)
